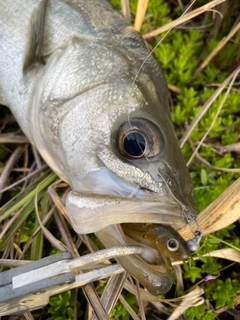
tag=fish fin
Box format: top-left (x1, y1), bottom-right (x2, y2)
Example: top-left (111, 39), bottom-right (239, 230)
top-left (23, 0), bottom-right (47, 70)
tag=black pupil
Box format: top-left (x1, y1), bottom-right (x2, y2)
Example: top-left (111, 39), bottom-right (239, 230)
top-left (124, 132), bottom-right (145, 157)
top-left (168, 239), bottom-right (177, 248)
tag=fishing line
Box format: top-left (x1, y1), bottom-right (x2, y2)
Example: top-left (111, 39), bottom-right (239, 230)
top-left (125, 0), bottom-right (203, 243)
top-left (127, 0), bottom-right (198, 143)
top-left (129, 0), bottom-right (198, 97)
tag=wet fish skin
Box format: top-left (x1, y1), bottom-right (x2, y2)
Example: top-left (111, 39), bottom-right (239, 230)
top-left (0, 0), bottom-right (198, 294)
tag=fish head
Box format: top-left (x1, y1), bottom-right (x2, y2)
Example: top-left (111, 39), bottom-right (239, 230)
top-left (32, 29), bottom-right (198, 233)
top-left (59, 74), bottom-right (198, 232)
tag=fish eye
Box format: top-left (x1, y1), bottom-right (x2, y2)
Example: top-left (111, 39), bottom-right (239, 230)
top-left (167, 238), bottom-right (179, 252)
top-left (124, 132), bottom-right (146, 157)
top-left (116, 118), bottom-right (163, 160)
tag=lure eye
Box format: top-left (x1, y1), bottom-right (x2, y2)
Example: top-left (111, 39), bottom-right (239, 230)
top-left (167, 238), bottom-right (179, 252)
top-left (116, 118), bottom-right (163, 160)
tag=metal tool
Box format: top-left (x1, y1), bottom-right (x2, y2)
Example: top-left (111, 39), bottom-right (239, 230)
top-left (0, 246), bottom-right (143, 316)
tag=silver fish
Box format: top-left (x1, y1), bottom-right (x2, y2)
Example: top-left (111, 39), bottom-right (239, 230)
top-left (0, 0), bottom-right (198, 294)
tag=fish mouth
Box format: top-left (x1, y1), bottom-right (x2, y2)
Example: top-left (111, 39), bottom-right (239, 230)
top-left (66, 166), bottom-right (196, 234)
top-left (66, 190), bottom-right (187, 234)
top-left (65, 178), bottom-right (192, 295)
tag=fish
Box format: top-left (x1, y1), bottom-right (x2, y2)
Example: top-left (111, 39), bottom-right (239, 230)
top-left (0, 0), bottom-right (199, 294)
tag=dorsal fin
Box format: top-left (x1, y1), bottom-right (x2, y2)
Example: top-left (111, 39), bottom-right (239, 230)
top-left (23, 0), bottom-right (47, 70)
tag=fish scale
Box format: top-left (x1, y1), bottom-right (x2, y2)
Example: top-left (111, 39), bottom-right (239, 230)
top-left (0, 0), bottom-right (199, 295)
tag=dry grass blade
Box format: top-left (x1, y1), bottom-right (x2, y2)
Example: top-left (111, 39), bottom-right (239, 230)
top-left (34, 185), bottom-right (69, 252)
top-left (92, 273), bottom-right (127, 320)
top-left (19, 206), bottom-right (55, 259)
top-left (187, 66), bottom-right (240, 165)
top-left (178, 177), bottom-right (240, 240)
top-left (0, 133), bottom-right (29, 144)
top-left (180, 65), bottom-right (240, 148)
top-left (0, 203), bottom-right (27, 240)
top-left (0, 145), bottom-right (25, 201)
top-left (0, 165), bottom-right (48, 194)
top-left (193, 21), bottom-right (240, 78)
top-left (173, 248), bottom-right (240, 266)
top-left (23, 312), bottom-right (35, 320)
top-left (48, 184), bottom-right (110, 320)
top-left (167, 286), bottom-right (204, 320)
top-left (119, 294), bottom-right (141, 320)
top-left (203, 248), bottom-right (240, 263)
top-left (174, 265), bottom-right (184, 295)
top-left (216, 142), bottom-right (240, 154)
top-left (143, 0), bottom-right (227, 39)
top-left (53, 208), bottom-right (80, 257)
top-left (84, 284), bottom-right (109, 320)
top-left (121, 0), bottom-right (131, 23)
top-left (136, 280), bottom-right (146, 320)
top-left (48, 182), bottom-right (71, 223)
top-left (0, 259), bottom-right (32, 267)
top-left (189, 142), bottom-right (240, 173)
top-left (134, 0), bottom-right (149, 31)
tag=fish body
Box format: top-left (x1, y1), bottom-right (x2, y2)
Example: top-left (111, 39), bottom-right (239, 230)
top-left (0, 0), bottom-right (198, 294)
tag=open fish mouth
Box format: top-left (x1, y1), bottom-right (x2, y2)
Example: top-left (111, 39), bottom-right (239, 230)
top-left (66, 173), bottom-right (195, 295)
top-left (67, 190), bottom-right (187, 295)
top-left (65, 161), bottom-right (198, 234)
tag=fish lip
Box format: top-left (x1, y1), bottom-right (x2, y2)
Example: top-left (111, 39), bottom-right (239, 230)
top-left (66, 190), bottom-right (190, 234)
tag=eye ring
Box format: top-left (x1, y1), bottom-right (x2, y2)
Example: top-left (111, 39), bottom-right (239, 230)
top-left (116, 118), bottom-right (163, 160)
top-left (167, 238), bottom-right (179, 252)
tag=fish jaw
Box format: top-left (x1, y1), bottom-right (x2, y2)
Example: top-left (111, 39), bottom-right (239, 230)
top-left (66, 188), bottom-right (187, 234)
